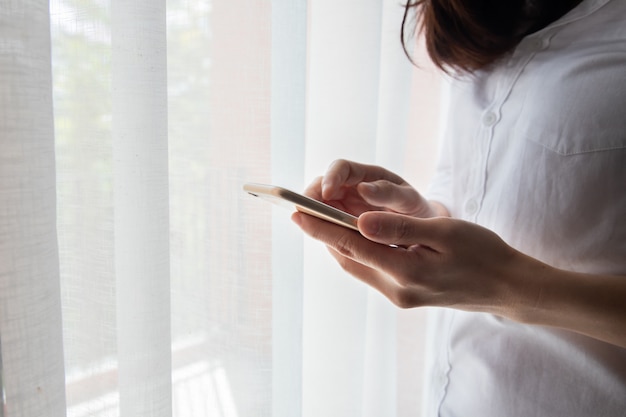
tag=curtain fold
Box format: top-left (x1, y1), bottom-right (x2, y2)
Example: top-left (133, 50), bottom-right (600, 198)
top-left (270, 1), bottom-right (307, 417)
top-left (111, 1), bottom-right (172, 416)
top-left (0, 1), bottom-right (66, 416)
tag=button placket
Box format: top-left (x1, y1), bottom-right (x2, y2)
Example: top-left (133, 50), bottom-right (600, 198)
top-left (467, 106), bottom-right (499, 220)
top-left (482, 111), bottom-right (498, 127)
top-left (531, 37), bottom-right (550, 51)
top-left (464, 198), bottom-right (479, 216)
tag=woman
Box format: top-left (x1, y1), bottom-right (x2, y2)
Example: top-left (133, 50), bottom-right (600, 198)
top-left (293, 0), bottom-right (626, 415)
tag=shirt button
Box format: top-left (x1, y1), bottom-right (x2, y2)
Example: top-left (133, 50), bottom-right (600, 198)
top-left (433, 369), bottom-right (448, 390)
top-left (532, 37), bottom-right (550, 50)
top-left (465, 199), bottom-right (478, 215)
top-left (482, 111), bottom-right (497, 126)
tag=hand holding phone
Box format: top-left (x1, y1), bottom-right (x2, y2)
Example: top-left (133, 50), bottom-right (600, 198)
top-left (243, 182), bottom-right (359, 231)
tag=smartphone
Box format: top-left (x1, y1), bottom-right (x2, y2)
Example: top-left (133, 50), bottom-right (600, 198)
top-left (243, 182), bottom-right (359, 231)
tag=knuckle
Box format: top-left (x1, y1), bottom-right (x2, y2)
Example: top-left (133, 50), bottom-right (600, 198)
top-left (436, 218), bottom-right (458, 240)
top-left (393, 217), bottom-right (413, 241)
top-left (329, 158), bottom-right (349, 172)
top-left (332, 233), bottom-right (357, 260)
top-left (389, 287), bottom-right (415, 309)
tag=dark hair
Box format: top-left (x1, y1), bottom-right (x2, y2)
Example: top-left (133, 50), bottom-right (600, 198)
top-left (401, 0), bottom-right (581, 73)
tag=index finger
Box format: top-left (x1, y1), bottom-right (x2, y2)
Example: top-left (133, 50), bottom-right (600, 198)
top-left (321, 159), bottom-right (407, 200)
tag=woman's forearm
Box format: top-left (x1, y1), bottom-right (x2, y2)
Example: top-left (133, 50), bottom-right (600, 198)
top-left (502, 251), bottom-right (626, 347)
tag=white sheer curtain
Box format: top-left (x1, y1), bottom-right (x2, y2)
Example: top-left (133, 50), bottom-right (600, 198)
top-left (0, 0), bottom-right (441, 416)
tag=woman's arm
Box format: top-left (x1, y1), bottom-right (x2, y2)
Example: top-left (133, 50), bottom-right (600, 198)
top-left (292, 210), bottom-right (626, 348)
top-left (506, 251), bottom-right (626, 347)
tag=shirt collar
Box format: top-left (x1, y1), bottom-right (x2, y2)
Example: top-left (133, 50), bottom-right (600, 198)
top-left (529, 0), bottom-right (613, 36)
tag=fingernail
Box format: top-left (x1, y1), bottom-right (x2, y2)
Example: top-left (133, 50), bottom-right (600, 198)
top-left (359, 215), bottom-right (380, 236)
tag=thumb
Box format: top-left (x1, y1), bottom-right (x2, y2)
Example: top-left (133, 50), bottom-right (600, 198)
top-left (358, 211), bottom-right (447, 250)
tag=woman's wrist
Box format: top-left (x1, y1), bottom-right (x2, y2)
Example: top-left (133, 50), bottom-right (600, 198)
top-left (495, 249), bottom-right (626, 347)
top-left (495, 250), bottom-right (553, 324)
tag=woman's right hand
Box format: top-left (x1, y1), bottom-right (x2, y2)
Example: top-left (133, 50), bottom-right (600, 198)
top-left (304, 159), bottom-right (447, 219)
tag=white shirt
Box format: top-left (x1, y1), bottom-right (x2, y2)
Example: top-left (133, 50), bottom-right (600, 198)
top-left (425, 0), bottom-right (626, 415)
